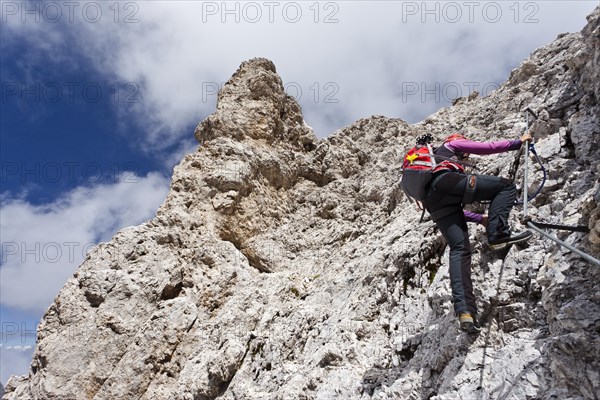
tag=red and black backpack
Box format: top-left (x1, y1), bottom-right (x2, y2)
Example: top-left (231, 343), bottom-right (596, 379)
top-left (401, 143), bottom-right (437, 202)
top-left (401, 133), bottom-right (476, 212)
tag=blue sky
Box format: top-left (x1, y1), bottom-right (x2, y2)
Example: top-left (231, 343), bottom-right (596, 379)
top-left (1, 0), bottom-right (598, 385)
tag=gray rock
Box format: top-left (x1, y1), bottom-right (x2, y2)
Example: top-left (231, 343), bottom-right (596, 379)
top-left (4, 6), bottom-right (600, 400)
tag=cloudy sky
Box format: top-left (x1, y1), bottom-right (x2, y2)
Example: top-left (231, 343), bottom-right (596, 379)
top-left (1, 0), bottom-right (597, 385)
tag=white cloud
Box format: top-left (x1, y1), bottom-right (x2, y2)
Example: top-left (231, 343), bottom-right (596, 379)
top-left (3, 345), bottom-right (33, 351)
top-left (0, 173), bottom-right (170, 315)
top-left (3, 1), bottom-right (597, 143)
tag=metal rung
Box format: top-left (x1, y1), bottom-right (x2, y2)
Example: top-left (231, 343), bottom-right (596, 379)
top-left (527, 221), bottom-right (600, 267)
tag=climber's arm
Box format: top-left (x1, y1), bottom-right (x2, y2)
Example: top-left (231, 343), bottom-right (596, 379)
top-left (464, 210), bottom-right (484, 224)
top-left (446, 139), bottom-right (522, 155)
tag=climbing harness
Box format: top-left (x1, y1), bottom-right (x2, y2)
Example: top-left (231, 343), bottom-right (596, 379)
top-left (462, 175), bottom-right (477, 206)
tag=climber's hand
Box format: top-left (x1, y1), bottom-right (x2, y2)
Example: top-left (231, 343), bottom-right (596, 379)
top-left (521, 133), bottom-right (533, 143)
top-left (481, 215), bottom-right (488, 228)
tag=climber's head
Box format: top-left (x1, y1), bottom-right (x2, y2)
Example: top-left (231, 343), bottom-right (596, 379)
top-left (445, 133), bottom-right (470, 160)
top-left (444, 133), bottom-right (468, 143)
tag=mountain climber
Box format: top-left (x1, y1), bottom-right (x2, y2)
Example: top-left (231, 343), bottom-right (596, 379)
top-left (420, 132), bottom-right (533, 333)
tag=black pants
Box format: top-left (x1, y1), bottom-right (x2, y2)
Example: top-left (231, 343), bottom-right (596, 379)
top-left (426, 172), bottom-right (517, 315)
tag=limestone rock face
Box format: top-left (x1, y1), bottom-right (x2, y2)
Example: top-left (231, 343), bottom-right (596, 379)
top-left (5, 7), bottom-right (600, 400)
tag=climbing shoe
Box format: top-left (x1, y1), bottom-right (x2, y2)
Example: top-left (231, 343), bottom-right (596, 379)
top-left (488, 230), bottom-right (533, 250)
top-left (459, 312), bottom-right (481, 334)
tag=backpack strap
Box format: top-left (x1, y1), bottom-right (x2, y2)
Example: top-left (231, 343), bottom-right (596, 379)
top-left (419, 207), bottom-right (426, 223)
top-left (432, 153), bottom-right (477, 169)
top-left (427, 144), bottom-right (437, 168)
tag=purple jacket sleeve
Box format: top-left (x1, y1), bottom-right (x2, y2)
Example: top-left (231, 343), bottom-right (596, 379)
top-left (446, 139), bottom-right (522, 155)
top-left (464, 210), bottom-right (483, 224)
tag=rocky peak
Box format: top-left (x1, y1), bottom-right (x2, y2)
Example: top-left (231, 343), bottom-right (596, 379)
top-left (195, 57), bottom-right (317, 152)
top-left (4, 6), bottom-right (600, 400)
